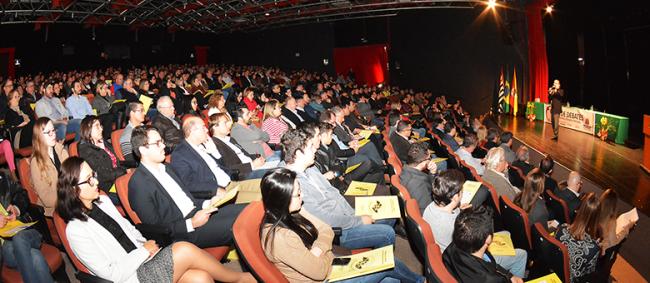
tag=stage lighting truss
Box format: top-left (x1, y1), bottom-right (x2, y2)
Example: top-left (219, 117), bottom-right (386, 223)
top-left (0, 0), bottom-right (485, 34)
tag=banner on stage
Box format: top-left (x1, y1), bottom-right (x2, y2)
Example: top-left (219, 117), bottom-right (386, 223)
top-left (544, 106), bottom-right (595, 134)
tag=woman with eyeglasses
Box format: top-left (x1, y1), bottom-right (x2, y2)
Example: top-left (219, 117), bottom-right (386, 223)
top-left (30, 117), bottom-right (70, 217)
top-left (92, 81), bottom-right (116, 116)
top-left (260, 168), bottom-right (425, 283)
top-left (57, 157), bottom-right (256, 283)
top-left (77, 116), bottom-right (131, 205)
top-left (180, 95), bottom-right (206, 121)
top-left (261, 100), bottom-right (288, 145)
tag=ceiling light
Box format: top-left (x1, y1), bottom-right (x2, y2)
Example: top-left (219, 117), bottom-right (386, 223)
top-left (546, 6), bottom-right (553, 13)
top-left (487, 0), bottom-right (496, 9)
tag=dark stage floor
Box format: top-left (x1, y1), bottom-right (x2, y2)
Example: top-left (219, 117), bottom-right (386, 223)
top-left (498, 116), bottom-right (650, 217)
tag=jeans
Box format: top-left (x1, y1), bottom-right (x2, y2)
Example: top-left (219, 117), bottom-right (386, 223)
top-left (145, 108), bottom-right (158, 120)
top-left (494, 231), bottom-right (527, 278)
top-left (222, 87), bottom-right (234, 100)
top-left (244, 169), bottom-right (270, 180)
top-left (336, 258), bottom-right (425, 283)
top-left (348, 142), bottom-right (384, 166)
top-left (339, 219), bottom-right (396, 250)
top-left (413, 128), bottom-right (426, 139)
top-left (54, 119), bottom-right (81, 141)
top-left (265, 150), bottom-right (282, 163)
top-left (2, 229), bottom-right (53, 283)
top-left (369, 118), bottom-right (385, 127)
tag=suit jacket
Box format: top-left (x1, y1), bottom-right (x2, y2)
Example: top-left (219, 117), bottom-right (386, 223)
top-left (500, 144), bottom-right (516, 163)
top-left (333, 122), bottom-right (353, 145)
top-left (548, 88), bottom-right (564, 113)
top-left (128, 162), bottom-right (204, 240)
top-left (212, 136), bottom-right (254, 176)
top-left (441, 133), bottom-right (461, 152)
top-left (484, 140), bottom-right (499, 150)
top-left (356, 102), bottom-right (376, 119)
top-left (116, 88), bottom-right (139, 103)
top-left (302, 105), bottom-right (320, 120)
top-left (78, 140), bottom-right (128, 194)
top-left (296, 108), bottom-right (316, 123)
top-left (281, 107), bottom-right (302, 129)
top-left (369, 98), bottom-right (384, 112)
top-left (390, 132), bottom-right (411, 165)
top-left (230, 122), bottom-right (271, 158)
top-left (554, 186), bottom-right (582, 222)
top-left (151, 114), bottom-right (183, 152)
top-left (481, 169), bottom-right (517, 201)
top-left (511, 160), bottom-right (535, 176)
top-left (400, 166), bottom-right (435, 214)
top-left (170, 140), bottom-right (235, 194)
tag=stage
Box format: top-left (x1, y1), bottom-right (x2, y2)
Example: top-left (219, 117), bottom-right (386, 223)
top-left (497, 116), bottom-right (650, 217)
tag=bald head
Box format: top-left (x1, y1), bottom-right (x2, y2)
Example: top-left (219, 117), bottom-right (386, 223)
top-left (183, 116), bottom-right (207, 144)
top-left (567, 171), bottom-right (582, 193)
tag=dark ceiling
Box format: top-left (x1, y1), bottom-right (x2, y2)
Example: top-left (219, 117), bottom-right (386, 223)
top-left (0, 0), bottom-right (489, 34)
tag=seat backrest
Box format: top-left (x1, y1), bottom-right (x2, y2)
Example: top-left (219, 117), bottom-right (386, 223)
top-left (232, 201), bottom-right (289, 283)
top-left (446, 152), bottom-right (460, 170)
top-left (403, 199), bottom-right (434, 260)
top-left (475, 176), bottom-right (503, 232)
top-left (115, 172), bottom-right (140, 224)
top-left (111, 129), bottom-right (126, 161)
top-left (458, 160), bottom-right (477, 182)
top-left (543, 190), bottom-right (571, 225)
top-left (431, 135), bottom-right (450, 159)
top-left (390, 174), bottom-right (411, 220)
top-left (69, 141), bottom-right (79, 157)
top-left (507, 162), bottom-right (525, 189)
top-left (425, 242), bottom-right (459, 283)
top-left (530, 223), bottom-right (570, 283)
top-left (499, 195), bottom-right (532, 254)
top-left (18, 158), bottom-right (39, 205)
top-left (53, 212), bottom-right (92, 274)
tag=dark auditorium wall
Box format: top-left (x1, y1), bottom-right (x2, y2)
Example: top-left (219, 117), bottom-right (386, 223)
top-left (389, 8), bottom-right (528, 116)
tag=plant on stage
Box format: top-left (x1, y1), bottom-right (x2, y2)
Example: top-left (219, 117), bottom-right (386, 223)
top-left (525, 102), bottom-right (536, 122)
top-left (596, 116), bottom-right (618, 141)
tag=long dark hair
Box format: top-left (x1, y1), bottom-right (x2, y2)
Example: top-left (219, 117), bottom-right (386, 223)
top-left (514, 169), bottom-right (546, 214)
top-left (570, 193), bottom-right (601, 241)
top-left (260, 168), bottom-right (318, 252)
top-left (56, 157), bottom-right (97, 223)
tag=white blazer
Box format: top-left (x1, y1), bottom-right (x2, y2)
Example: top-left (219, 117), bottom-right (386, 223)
top-left (66, 195), bottom-right (151, 283)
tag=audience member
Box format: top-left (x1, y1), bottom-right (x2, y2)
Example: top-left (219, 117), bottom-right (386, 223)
top-left (151, 96), bottom-right (183, 154)
top-left (481, 147), bottom-right (519, 201)
top-left (357, 94), bottom-right (385, 127)
top-left (261, 100), bottom-right (288, 145)
top-left (441, 122), bottom-right (461, 152)
top-left (128, 125), bottom-right (247, 248)
top-left (119, 101), bottom-right (145, 162)
top-left (499, 131), bottom-right (516, 163)
top-left (484, 128), bottom-right (499, 150)
top-left (170, 116), bottom-right (263, 200)
top-left (57, 157), bottom-right (255, 283)
top-left (206, 93), bottom-right (228, 117)
top-left (511, 146), bottom-right (535, 176)
top-left (231, 107), bottom-right (281, 161)
top-left (476, 125), bottom-right (488, 146)
top-left (242, 88), bottom-right (261, 119)
top-left (5, 89), bottom-right (35, 150)
top-left (281, 96), bottom-right (304, 129)
top-left (554, 171), bottom-right (583, 222)
top-left (115, 77), bottom-right (139, 102)
top-left (540, 156), bottom-right (560, 192)
top-left (513, 169), bottom-right (549, 231)
top-left (390, 120), bottom-right (416, 165)
top-left (259, 167), bottom-right (425, 283)
top-left (92, 81), bottom-right (118, 138)
top-left (65, 80), bottom-right (95, 120)
top-left (599, 189), bottom-right (635, 255)
top-left (400, 142), bottom-right (438, 214)
top-left (35, 81), bottom-right (81, 142)
top-left (443, 206), bottom-right (524, 283)
top-left (179, 95), bottom-right (206, 121)
top-left (455, 134), bottom-right (485, 175)
top-left (297, 94), bottom-right (319, 121)
top-left (431, 118), bottom-right (446, 137)
top-left (30, 117), bottom-right (70, 217)
top-left (555, 193), bottom-right (601, 283)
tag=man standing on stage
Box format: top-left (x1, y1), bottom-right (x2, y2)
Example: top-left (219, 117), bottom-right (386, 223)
top-left (548, 79), bottom-right (564, 140)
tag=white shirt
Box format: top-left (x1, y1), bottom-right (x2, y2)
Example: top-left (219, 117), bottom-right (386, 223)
top-left (455, 147), bottom-right (485, 175)
top-left (215, 136), bottom-right (254, 170)
top-left (189, 142), bottom-right (231, 187)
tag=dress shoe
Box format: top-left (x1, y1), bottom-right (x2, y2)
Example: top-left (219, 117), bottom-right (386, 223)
top-left (551, 136), bottom-right (558, 141)
top-left (394, 223), bottom-right (408, 239)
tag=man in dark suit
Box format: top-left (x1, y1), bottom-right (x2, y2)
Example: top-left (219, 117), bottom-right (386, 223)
top-left (209, 113), bottom-right (272, 180)
top-left (511, 146), bottom-right (535, 176)
top-left (296, 95), bottom-right (318, 122)
top-left (280, 96), bottom-right (304, 129)
top-left (484, 128), bottom-right (499, 150)
top-left (151, 96), bottom-right (183, 154)
top-left (128, 125), bottom-right (247, 248)
top-left (539, 156), bottom-right (560, 192)
top-left (431, 118), bottom-right (446, 138)
top-left (170, 116), bottom-right (262, 201)
top-left (441, 122), bottom-right (461, 152)
top-left (390, 120), bottom-right (414, 165)
top-left (548, 79), bottom-right (564, 140)
top-left (553, 171), bottom-right (583, 222)
top-left (320, 110), bottom-right (385, 167)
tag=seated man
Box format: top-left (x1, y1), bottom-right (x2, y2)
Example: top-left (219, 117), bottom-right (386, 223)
top-left (340, 102), bottom-right (385, 155)
top-left (280, 96), bottom-right (304, 129)
top-left (391, 120), bottom-right (447, 170)
top-left (482, 147), bottom-right (519, 201)
top-left (400, 142), bottom-right (438, 214)
top-left (484, 128), bottom-right (499, 150)
top-left (314, 122), bottom-right (385, 188)
top-left (65, 80), bottom-right (95, 120)
top-left (357, 94), bottom-right (385, 127)
top-left (441, 122), bottom-right (461, 152)
top-left (128, 125), bottom-right (247, 249)
top-left (230, 107), bottom-right (281, 162)
top-left (554, 171), bottom-right (583, 222)
top-left (209, 113), bottom-right (274, 180)
top-left (320, 109), bottom-right (384, 167)
top-left (499, 131), bottom-right (516, 163)
top-left (151, 96), bottom-right (183, 154)
top-left (280, 127), bottom-right (397, 250)
top-left (443, 206), bottom-right (524, 283)
top-left (295, 95), bottom-right (318, 122)
top-left (540, 155), bottom-right (560, 192)
top-left (431, 118), bottom-right (446, 138)
top-left (424, 170), bottom-right (525, 278)
top-left (455, 134), bottom-right (486, 175)
top-left (388, 111), bottom-right (403, 137)
top-left (35, 81), bottom-right (81, 142)
top-left (119, 101), bottom-right (145, 163)
top-left (511, 146), bottom-right (535, 176)
top-left (170, 116), bottom-right (263, 202)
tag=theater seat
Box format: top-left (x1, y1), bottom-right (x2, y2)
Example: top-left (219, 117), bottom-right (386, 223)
top-left (111, 129), bottom-right (126, 161)
top-left (17, 158), bottom-right (61, 246)
top-left (1, 242), bottom-right (65, 283)
top-left (529, 223), bottom-right (570, 283)
top-left (425, 243), bottom-right (458, 283)
top-left (543, 190), bottom-right (571, 224)
top-left (69, 141), bottom-right (79, 157)
top-left (499, 195), bottom-right (532, 259)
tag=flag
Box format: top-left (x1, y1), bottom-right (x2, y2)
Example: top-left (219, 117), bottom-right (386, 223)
top-left (504, 68), bottom-right (511, 114)
top-left (511, 68), bottom-right (518, 116)
top-left (498, 68), bottom-right (504, 113)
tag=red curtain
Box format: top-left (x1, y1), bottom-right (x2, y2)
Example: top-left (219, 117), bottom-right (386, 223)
top-left (333, 44), bottom-right (389, 86)
top-left (525, 0), bottom-right (554, 102)
top-left (194, 46), bottom-right (210, 66)
top-left (0, 48), bottom-right (16, 79)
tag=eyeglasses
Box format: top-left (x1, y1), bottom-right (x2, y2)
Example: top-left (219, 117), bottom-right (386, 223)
top-left (77, 171), bottom-right (98, 187)
top-left (145, 139), bottom-right (165, 148)
top-left (291, 188), bottom-right (302, 198)
top-left (132, 108), bottom-right (145, 113)
top-left (92, 123), bottom-right (103, 129)
top-left (42, 129), bottom-right (56, 136)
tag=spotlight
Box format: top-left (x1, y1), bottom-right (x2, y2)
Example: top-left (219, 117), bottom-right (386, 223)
top-left (487, 0), bottom-right (496, 9)
top-left (265, 12), bottom-right (270, 16)
top-left (546, 5), bottom-right (553, 12)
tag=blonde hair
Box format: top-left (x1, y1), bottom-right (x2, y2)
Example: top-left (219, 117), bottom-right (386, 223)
top-left (477, 126), bottom-right (487, 144)
top-left (32, 118), bottom-right (55, 186)
top-left (485, 147), bottom-right (505, 170)
top-left (263, 99), bottom-right (281, 121)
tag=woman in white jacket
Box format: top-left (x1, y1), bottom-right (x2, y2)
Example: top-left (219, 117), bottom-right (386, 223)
top-left (56, 156), bottom-right (255, 283)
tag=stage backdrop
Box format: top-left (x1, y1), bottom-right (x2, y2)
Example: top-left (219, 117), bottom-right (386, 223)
top-left (333, 44), bottom-right (389, 86)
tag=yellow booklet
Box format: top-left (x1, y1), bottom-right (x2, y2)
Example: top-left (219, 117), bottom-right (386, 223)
top-left (345, 181), bottom-right (377, 196)
top-left (432, 157), bottom-right (447, 163)
top-left (359, 130), bottom-right (373, 139)
top-left (345, 163), bottom-right (363, 174)
top-left (112, 99), bottom-right (127, 105)
top-left (30, 103), bottom-right (35, 111)
top-left (454, 137), bottom-right (464, 145)
top-left (0, 220), bottom-right (38, 237)
top-left (328, 245), bottom-right (396, 282)
top-left (358, 139), bottom-right (371, 147)
top-left (488, 233), bottom-right (516, 256)
top-left (355, 196), bottom-right (400, 219)
top-left (206, 185), bottom-right (239, 209)
top-left (461, 181), bottom-right (482, 204)
top-left (525, 273), bottom-right (562, 283)
top-left (139, 95), bottom-right (153, 114)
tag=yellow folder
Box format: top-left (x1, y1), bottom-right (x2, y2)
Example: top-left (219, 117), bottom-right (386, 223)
top-left (488, 233), bottom-right (516, 256)
top-left (345, 181), bottom-right (377, 196)
top-left (329, 245), bottom-right (395, 282)
top-left (355, 196), bottom-right (400, 219)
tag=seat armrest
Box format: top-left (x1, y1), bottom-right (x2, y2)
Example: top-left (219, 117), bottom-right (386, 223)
top-left (190, 191), bottom-right (214, 199)
top-left (332, 227), bottom-right (342, 246)
top-left (135, 223), bottom-right (173, 247)
top-left (230, 169), bottom-right (241, 181)
top-left (76, 271), bottom-right (114, 283)
top-left (26, 204), bottom-right (55, 245)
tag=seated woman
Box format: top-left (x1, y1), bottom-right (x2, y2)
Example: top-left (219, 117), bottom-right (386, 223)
top-left (57, 157), bottom-right (255, 283)
top-left (77, 116), bottom-right (130, 205)
top-left (180, 95), bottom-right (206, 121)
top-left (225, 91), bottom-right (245, 116)
top-left (92, 81), bottom-right (118, 140)
top-left (261, 100), bottom-right (288, 145)
top-left (513, 169), bottom-right (550, 231)
top-left (30, 117), bottom-right (69, 217)
top-left (555, 193), bottom-right (601, 283)
top-left (260, 167), bottom-right (425, 283)
top-left (188, 75), bottom-right (209, 110)
top-left (242, 88), bottom-right (262, 119)
top-left (207, 93), bottom-right (228, 118)
top-left (599, 189), bottom-right (635, 255)
top-left (5, 89), bottom-right (35, 149)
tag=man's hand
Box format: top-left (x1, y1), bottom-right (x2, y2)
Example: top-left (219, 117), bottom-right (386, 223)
top-left (7, 205), bottom-right (19, 217)
top-left (353, 135), bottom-right (362, 141)
top-left (0, 213), bottom-right (16, 229)
top-left (323, 171), bottom-right (336, 180)
top-left (191, 208), bottom-right (218, 229)
top-left (56, 120), bottom-right (68, 125)
top-left (252, 157), bottom-right (265, 168)
top-left (459, 203), bottom-right (472, 210)
top-left (210, 189), bottom-right (228, 204)
top-left (142, 240), bottom-right (160, 256)
top-left (361, 215), bottom-right (375, 225)
top-left (511, 277), bottom-right (524, 283)
top-left (202, 137), bottom-right (218, 154)
top-left (427, 160), bottom-right (438, 174)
